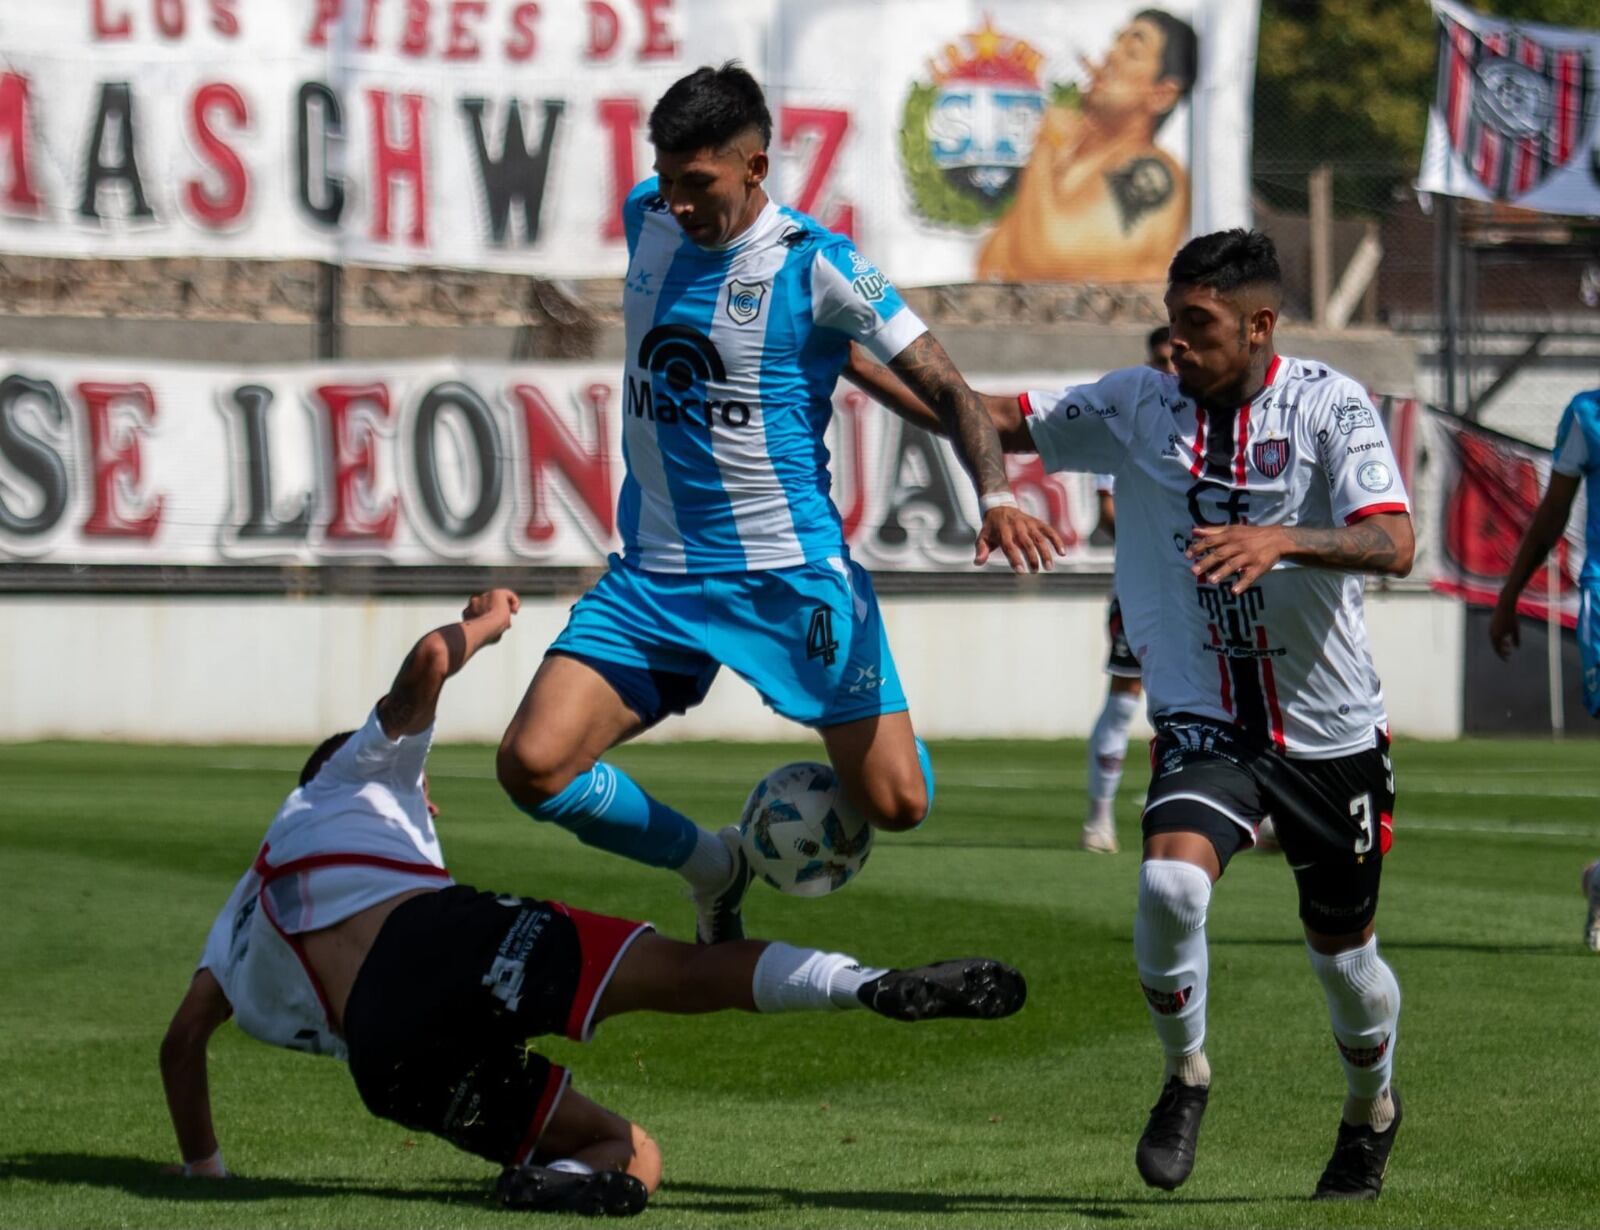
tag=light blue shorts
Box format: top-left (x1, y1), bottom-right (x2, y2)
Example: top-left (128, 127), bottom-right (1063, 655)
top-left (548, 554), bottom-right (908, 729)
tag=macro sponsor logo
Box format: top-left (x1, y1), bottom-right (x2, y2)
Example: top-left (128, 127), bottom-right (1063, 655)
top-left (629, 325), bottom-right (755, 430)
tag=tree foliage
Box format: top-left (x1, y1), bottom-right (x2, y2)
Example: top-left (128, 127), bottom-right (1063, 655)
top-left (1253, 1), bottom-right (1599, 210)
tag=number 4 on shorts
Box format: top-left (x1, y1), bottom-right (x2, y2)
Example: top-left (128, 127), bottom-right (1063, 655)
top-left (807, 605), bottom-right (839, 666)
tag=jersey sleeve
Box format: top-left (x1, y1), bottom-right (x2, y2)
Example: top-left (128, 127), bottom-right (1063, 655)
top-left (1095, 473), bottom-right (1116, 494)
top-left (810, 238), bottom-right (927, 363)
top-left (320, 707), bottom-right (434, 793)
top-left (1313, 384), bottom-right (1411, 524)
top-left (1552, 397), bottom-right (1590, 477)
top-left (1020, 368), bottom-right (1147, 475)
top-left (622, 177), bottom-right (662, 258)
top-left (197, 870), bottom-right (256, 979)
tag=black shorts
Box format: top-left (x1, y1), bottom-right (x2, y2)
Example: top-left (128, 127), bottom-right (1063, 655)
top-left (1142, 715), bottom-right (1395, 933)
top-left (343, 885), bottom-right (650, 1166)
top-left (1107, 596), bottom-right (1141, 678)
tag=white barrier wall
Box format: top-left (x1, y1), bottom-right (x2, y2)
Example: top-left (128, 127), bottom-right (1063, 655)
top-left (0, 589), bottom-right (1463, 743)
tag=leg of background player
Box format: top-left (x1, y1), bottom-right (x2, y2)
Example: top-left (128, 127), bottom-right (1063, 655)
top-left (1583, 859), bottom-right (1600, 952)
top-left (497, 656), bottom-right (735, 897)
top-left (1084, 675), bottom-right (1140, 853)
top-left (821, 711), bottom-right (933, 833)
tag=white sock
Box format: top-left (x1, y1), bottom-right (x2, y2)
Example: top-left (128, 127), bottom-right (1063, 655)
top-left (1088, 690), bottom-right (1139, 811)
top-left (1166, 1049), bottom-right (1212, 1089)
top-left (676, 826), bottom-right (734, 894)
top-left (1307, 936), bottom-right (1400, 1122)
top-left (751, 942), bottom-right (885, 1013)
top-left (1135, 859), bottom-right (1212, 1071)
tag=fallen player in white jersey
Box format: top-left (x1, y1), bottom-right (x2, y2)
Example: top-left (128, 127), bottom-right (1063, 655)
top-left (159, 589), bottom-right (1027, 1217)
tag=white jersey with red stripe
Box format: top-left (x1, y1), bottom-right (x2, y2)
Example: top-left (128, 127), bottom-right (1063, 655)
top-left (196, 708), bottom-right (453, 1058)
top-left (1022, 355), bottom-right (1409, 758)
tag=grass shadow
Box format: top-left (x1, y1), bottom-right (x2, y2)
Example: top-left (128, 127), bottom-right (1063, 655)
top-left (661, 1179), bottom-right (1260, 1217)
top-left (0, 1152), bottom-right (491, 1209)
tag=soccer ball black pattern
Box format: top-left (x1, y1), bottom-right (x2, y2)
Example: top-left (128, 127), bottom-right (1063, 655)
top-left (738, 761), bottom-right (873, 897)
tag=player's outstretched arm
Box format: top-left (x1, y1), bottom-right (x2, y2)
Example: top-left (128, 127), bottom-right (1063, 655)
top-left (377, 589), bottom-right (521, 738)
top-left (1489, 471), bottom-right (1581, 658)
top-left (1187, 513), bottom-right (1415, 596)
top-left (881, 334), bottom-right (1063, 572)
top-left (844, 343), bottom-right (1036, 451)
top-left (159, 969), bottom-right (232, 1178)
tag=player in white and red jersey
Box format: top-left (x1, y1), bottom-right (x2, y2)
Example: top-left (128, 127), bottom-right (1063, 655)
top-left (159, 590), bottom-right (1027, 1217)
top-left (851, 230), bottom-right (1414, 1201)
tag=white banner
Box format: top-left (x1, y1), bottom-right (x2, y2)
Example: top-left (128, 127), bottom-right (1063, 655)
top-left (1418, 0), bottom-right (1600, 212)
top-left (0, 0), bottom-right (1256, 283)
top-left (0, 354), bottom-right (1110, 571)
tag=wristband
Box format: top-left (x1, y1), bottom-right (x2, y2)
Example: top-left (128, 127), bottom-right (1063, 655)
top-left (182, 1149), bottom-right (227, 1178)
top-left (979, 491), bottom-right (1018, 513)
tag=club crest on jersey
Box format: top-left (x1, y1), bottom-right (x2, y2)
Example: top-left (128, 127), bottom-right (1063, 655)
top-left (1251, 436), bottom-right (1291, 479)
top-left (725, 280), bottom-right (768, 325)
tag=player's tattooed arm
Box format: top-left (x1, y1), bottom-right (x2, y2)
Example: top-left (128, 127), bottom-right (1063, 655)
top-left (887, 334), bottom-right (1065, 572)
top-left (1187, 513), bottom-right (1414, 594)
top-left (888, 332), bottom-right (1011, 496)
top-left (377, 589), bottom-right (521, 737)
top-left (845, 343), bottom-right (1034, 450)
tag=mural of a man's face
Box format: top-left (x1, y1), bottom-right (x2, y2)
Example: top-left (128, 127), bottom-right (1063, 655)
top-left (1082, 17), bottom-right (1184, 130)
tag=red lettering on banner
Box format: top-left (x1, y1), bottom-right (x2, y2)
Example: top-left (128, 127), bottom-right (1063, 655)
top-left (505, 2), bottom-right (539, 60)
top-left (585, 0), bottom-right (619, 59)
top-left (155, 0), bottom-right (185, 38)
top-left (307, 0), bottom-right (340, 45)
top-left (779, 107), bottom-right (854, 238)
top-left (512, 382), bottom-right (615, 542)
top-left (185, 83), bottom-right (250, 227)
top-left (210, 0), bottom-right (240, 37)
top-left (444, 0), bottom-right (486, 59)
top-left (79, 382), bottom-right (164, 538)
top-left (366, 90), bottom-right (428, 245)
top-left (93, 0), bottom-right (133, 39)
top-left (835, 391), bottom-right (868, 541)
top-left (635, 0), bottom-right (676, 60)
top-left (597, 97), bottom-right (641, 242)
top-left (0, 75), bottom-right (42, 215)
top-left (316, 382), bottom-right (399, 542)
top-left (1005, 455), bottom-right (1076, 545)
top-left (360, 0), bottom-right (383, 47)
top-left (400, 0), bottom-right (430, 55)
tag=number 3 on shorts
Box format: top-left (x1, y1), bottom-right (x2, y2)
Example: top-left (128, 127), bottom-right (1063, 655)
top-left (1349, 792), bottom-right (1374, 855)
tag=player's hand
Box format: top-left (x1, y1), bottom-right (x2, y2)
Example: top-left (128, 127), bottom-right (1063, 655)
top-left (1488, 597), bottom-right (1521, 660)
top-left (976, 505), bottom-right (1067, 574)
top-left (462, 589), bottom-right (520, 643)
top-left (1186, 525), bottom-right (1291, 594)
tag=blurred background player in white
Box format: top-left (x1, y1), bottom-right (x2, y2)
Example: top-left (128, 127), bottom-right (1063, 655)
top-left (1489, 381), bottom-right (1600, 950)
top-left (859, 231), bottom-right (1414, 1201)
top-left (1082, 326), bottom-right (1176, 854)
top-left (494, 64), bottom-right (1063, 947)
top-left (159, 590), bottom-right (1028, 1216)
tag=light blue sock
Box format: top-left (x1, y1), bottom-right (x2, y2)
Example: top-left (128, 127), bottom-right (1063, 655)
top-left (518, 762), bottom-right (700, 869)
top-left (915, 736), bottom-right (936, 822)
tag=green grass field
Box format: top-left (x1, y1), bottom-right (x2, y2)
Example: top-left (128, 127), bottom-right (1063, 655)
top-left (2, 736), bottom-right (1597, 1229)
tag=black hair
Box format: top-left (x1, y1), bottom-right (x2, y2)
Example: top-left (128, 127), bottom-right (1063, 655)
top-left (1134, 9), bottom-right (1198, 127)
top-left (648, 61), bottom-right (772, 154)
top-left (1146, 325), bottom-right (1171, 350)
top-left (1167, 229), bottom-right (1282, 296)
top-left (299, 731), bottom-right (355, 787)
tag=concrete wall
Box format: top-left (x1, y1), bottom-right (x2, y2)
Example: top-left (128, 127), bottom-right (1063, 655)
top-left (0, 587), bottom-right (1462, 744)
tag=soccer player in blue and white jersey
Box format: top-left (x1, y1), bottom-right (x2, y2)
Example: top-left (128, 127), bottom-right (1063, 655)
top-left (494, 64), bottom-right (1063, 944)
top-left (1490, 382), bottom-right (1600, 948)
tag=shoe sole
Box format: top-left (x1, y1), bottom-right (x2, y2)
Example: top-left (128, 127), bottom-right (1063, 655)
top-left (500, 1169), bottom-right (648, 1217)
top-left (867, 959), bottom-right (1026, 1022)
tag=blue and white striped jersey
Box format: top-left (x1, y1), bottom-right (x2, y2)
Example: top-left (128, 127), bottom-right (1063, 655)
top-left (1551, 388), bottom-right (1600, 582)
top-left (618, 179), bottom-right (927, 572)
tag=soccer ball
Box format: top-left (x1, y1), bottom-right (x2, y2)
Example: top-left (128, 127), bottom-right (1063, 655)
top-left (738, 761), bottom-right (873, 897)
